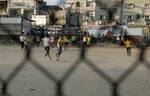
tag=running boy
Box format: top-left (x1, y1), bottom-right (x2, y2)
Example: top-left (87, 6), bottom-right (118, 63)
top-left (56, 36), bottom-right (63, 61)
top-left (43, 34), bottom-right (52, 61)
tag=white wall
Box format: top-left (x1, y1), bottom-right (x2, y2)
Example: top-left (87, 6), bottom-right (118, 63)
top-left (31, 15), bottom-right (49, 26)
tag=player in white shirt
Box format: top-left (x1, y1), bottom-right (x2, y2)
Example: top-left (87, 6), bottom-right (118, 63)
top-left (19, 33), bottom-right (25, 50)
top-left (50, 35), bottom-right (55, 47)
top-left (43, 34), bottom-right (52, 61)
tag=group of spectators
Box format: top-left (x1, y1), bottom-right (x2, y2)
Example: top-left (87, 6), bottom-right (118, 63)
top-left (19, 28), bottom-right (144, 57)
top-left (19, 30), bottom-right (97, 61)
top-left (19, 31), bottom-right (96, 48)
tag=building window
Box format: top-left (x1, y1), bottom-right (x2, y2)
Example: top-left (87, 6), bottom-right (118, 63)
top-left (99, 15), bottom-right (106, 20)
top-left (0, 1), bottom-right (7, 9)
top-left (76, 2), bottom-right (80, 7)
top-left (145, 3), bottom-right (150, 8)
top-left (89, 16), bottom-right (94, 21)
top-left (145, 16), bottom-right (150, 20)
top-left (126, 3), bottom-right (135, 9)
top-left (127, 15), bottom-right (134, 20)
top-left (86, 2), bottom-right (90, 7)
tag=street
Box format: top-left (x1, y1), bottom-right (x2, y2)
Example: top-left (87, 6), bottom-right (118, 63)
top-left (0, 46), bottom-right (150, 96)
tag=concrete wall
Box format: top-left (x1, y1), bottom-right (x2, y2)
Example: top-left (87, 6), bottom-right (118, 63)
top-left (31, 15), bottom-right (49, 26)
top-left (56, 10), bottom-right (66, 25)
top-left (0, 17), bottom-right (32, 35)
top-left (8, 0), bottom-right (41, 16)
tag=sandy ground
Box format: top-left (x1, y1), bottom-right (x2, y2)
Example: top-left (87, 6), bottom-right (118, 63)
top-left (0, 46), bottom-right (150, 96)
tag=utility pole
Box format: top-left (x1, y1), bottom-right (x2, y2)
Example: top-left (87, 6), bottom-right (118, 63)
top-left (75, 8), bottom-right (80, 31)
top-left (120, 0), bottom-right (124, 24)
top-left (64, 2), bottom-right (73, 33)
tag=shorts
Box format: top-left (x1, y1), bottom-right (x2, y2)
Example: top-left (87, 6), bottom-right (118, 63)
top-left (44, 46), bottom-right (50, 55)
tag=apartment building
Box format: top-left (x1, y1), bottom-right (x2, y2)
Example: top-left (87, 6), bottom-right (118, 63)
top-left (61, 0), bottom-right (96, 30)
top-left (71, 0), bottom-right (96, 21)
top-left (0, 0), bottom-right (47, 18)
top-left (10, 0), bottom-right (45, 17)
top-left (0, 0), bottom-right (8, 16)
top-left (124, 0), bottom-right (150, 24)
top-left (95, 0), bottom-right (150, 24)
top-left (95, 0), bottom-right (121, 24)
top-left (56, 10), bottom-right (66, 25)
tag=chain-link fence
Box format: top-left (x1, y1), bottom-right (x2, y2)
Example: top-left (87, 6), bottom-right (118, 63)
top-left (1, 44), bottom-right (150, 96)
top-left (1, 0), bottom-right (150, 96)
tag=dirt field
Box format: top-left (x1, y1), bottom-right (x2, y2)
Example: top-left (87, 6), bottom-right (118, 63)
top-left (0, 46), bottom-right (150, 96)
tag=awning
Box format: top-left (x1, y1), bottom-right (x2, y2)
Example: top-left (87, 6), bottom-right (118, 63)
top-left (127, 28), bottom-right (143, 36)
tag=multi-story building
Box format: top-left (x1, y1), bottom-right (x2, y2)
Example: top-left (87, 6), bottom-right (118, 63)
top-left (124, 0), bottom-right (150, 24)
top-left (8, 0), bottom-right (45, 17)
top-left (70, 0), bottom-right (96, 22)
top-left (46, 5), bottom-right (65, 25)
top-left (95, 0), bottom-right (119, 24)
top-left (0, 0), bottom-right (47, 18)
top-left (61, 0), bottom-right (96, 30)
top-left (0, 0), bottom-right (8, 16)
top-left (95, 0), bottom-right (150, 25)
top-left (56, 10), bottom-right (66, 25)
top-left (38, 1), bottom-right (47, 15)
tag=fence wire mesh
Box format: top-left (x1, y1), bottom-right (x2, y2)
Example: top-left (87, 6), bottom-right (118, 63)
top-left (1, 0), bottom-right (150, 96)
top-left (0, 45), bottom-right (150, 96)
